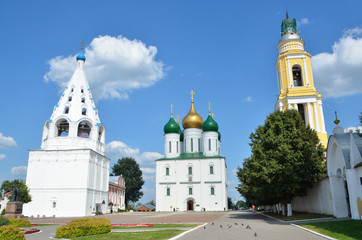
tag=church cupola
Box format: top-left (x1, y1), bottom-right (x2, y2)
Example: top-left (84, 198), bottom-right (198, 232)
top-left (182, 91), bottom-right (203, 154)
top-left (41, 44), bottom-right (105, 154)
top-left (164, 105), bottom-right (181, 158)
top-left (202, 103), bottom-right (220, 156)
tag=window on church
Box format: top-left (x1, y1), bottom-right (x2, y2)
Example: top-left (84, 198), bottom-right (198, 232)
top-left (81, 98), bottom-right (85, 103)
top-left (78, 121), bottom-right (91, 138)
top-left (198, 138), bottom-right (201, 152)
top-left (211, 187), bottom-right (215, 195)
top-left (68, 96), bottom-right (72, 102)
top-left (215, 139), bottom-right (217, 151)
top-left (81, 89), bottom-right (84, 93)
top-left (297, 104), bottom-right (306, 122)
top-left (57, 120), bottom-right (69, 136)
top-left (292, 65), bottom-right (303, 87)
top-left (177, 142), bottom-right (178, 153)
top-left (64, 106), bottom-right (69, 114)
top-left (71, 88), bottom-right (74, 92)
top-left (191, 138), bottom-right (193, 152)
top-left (166, 188), bottom-right (170, 196)
top-left (188, 167), bottom-right (192, 175)
top-left (52, 202), bottom-right (56, 208)
top-left (208, 139), bottom-right (211, 151)
top-left (169, 141), bottom-right (171, 153)
top-left (82, 108), bottom-right (87, 115)
top-left (210, 166), bottom-right (214, 174)
top-left (166, 167), bottom-right (169, 176)
top-left (189, 188), bottom-right (192, 195)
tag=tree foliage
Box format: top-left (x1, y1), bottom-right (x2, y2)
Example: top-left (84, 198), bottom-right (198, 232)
top-left (0, 179), bottom-right (31, 203)
top-left (237, 110), bottom-right (326, 206)
top-left (111, 157), bottom-right (144, 207)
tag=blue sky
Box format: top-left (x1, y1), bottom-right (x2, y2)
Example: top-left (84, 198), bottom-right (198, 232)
top-left (1, 0), bottom-right (362, 204)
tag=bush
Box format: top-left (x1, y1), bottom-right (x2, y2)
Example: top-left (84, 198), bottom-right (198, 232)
top-left (0, 218), bottom-right (10, 227)
top-left (95, 211), bottom-right (103, 215)
top-left (55, 218), bottom-right (111, 239)
top-left (8, 218), bottom-right (31, 227)
top-left (0, 225), bottom-right (25, 240)
top-left (0, 209), bottom-right (5, 216)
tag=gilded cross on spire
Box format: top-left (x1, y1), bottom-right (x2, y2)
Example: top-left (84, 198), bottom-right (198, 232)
top-left (176, 115), bottom-right (180, 125)
top-left (208, 102), bottom-right (211, 115)
top-left (211, 113), bottom-right (215, 119)
top-left (189, 90), bottom-right (195, 103)
top-left (80, 40), bottom-right (85, 51)
top-left (170, 104), bottom-right (174, 117)
top-left (334, 111), bottom-right (340, 125)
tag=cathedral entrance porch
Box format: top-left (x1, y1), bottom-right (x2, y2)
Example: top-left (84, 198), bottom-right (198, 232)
top-left (187, 200), bottom-right (194, 211)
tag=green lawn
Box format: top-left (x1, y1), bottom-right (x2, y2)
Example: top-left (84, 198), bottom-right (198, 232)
top-left (263, 211), bottom-right (333, 221)
top-left (72, 230), bottom-right (184, 240)
top-left (112, 223), bottom-right (199, 229)
top-left (299, 220), bottom-right (362, 240)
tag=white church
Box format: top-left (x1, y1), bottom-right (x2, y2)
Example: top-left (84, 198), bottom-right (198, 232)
top-left (156, 92), bottom-right (228, 211)
top-left (23, 51), bottom-right (110, 217)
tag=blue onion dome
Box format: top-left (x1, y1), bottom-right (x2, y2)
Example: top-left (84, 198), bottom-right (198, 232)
top-left (218, 131), bottom-right (221, 141)
top-left (164, 117), bottom-right (180, 134)
top-left (179, 129), bottom-right (184, 141)
top-left (202, 115), bottom-right (219, 132)
top-left (76, 52), bottom-right (86, 61)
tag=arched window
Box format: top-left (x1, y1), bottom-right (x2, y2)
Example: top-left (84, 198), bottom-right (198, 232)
top-left (81, 98), bottom-right (85, 103)
top-left (64, 106), bottom-right (69, 114)
top-left (166, 167), bottom-right (169, 176)
top-left (82, 108), bottom-right (87, 115)
top-left (81, 89), bottom-right (84, 93)
top-left (78, 121), bottom-right (91, 138)
top-left (211, 187), bottom-right (215, 195)
top-left (188, 166), bottom-right (192, 175)
top-left (71, 87), bottom-right (74, 92)
top-left (191, 138), bottom-right (193, 152)
top-left (292, 65), bottom-right (303, 87)
top-left (210, 166), bottom-right (214, 174)
top-left (198, 138), bottom-right (201, 152)
top-left (169, 141), bottom-right (172, 153)
top-left (166, 188), bottom-right (170, 196)
top-left (208, 139), bottom-right (211, 151)
top-left (68, 96), bottom-right (72, 102)
top-left (189, 187), bottom-right (193, 195)
top-left (177, 142), bottom-right (179, 153)
top-left (57, 120), bottom-right (69, 136)
top-left (297, 104), bottom-right (306, 122)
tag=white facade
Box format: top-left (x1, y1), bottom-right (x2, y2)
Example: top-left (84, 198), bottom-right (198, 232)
top-left (156, 101), bottom-right (227, 212)
top-left (23, 53), bottom-right (110, 217)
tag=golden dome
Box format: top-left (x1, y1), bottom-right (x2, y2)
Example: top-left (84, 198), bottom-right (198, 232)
top-left (182, 102), bottom-right (203, 129)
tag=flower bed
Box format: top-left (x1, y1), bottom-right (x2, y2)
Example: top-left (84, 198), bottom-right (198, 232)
top-left (55, 218), bottom-right (111, 239)
top-left (111, 223), bottom-right (153, 227)
top-left (23, 228), bottom-right (40, 234)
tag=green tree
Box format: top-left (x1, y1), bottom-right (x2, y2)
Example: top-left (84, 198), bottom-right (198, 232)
top-left (358, 113), bottom-right (362, 137)
top-left (1, 179), bottom-right (32, 203)
top-left (227, 197), bottom-right (234, 210)
top-left (111, 157), bottom-right (144, 207)
top-left (147, 200), bottom-right (156, 206)
top-left (237, 110), bottom-right (325, 212)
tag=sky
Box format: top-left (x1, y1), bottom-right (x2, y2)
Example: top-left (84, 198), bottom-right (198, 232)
top-left (1, 0), bottom-right (362, 205)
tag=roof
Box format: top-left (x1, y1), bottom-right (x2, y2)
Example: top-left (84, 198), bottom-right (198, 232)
top-left (156, 152), bottom-right (225, 161)
top-left (136, 204), bottom-right (155, 210)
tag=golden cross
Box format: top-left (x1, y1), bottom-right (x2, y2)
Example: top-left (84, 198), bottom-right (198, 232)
top-left (208, 102), bottom-right (211, 115)
top-left (80, 40), bottom-right (85, 50)
top-left (189, 90), bottom-right (195, 102)
top-left (211, 113), bottom-right (215, 118)
top-left (176, 115), bottom-right (180, 125)
top-left (170, 104), bottom-right (174, 117)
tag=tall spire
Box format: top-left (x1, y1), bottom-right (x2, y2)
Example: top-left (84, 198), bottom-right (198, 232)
top-left (208, 102), bottom-right (211, 116)
top-left (170, 104), bottom-right (174, 118)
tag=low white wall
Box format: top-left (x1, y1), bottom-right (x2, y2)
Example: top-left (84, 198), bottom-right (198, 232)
top-left (291, 177), bottom-right (334, 215)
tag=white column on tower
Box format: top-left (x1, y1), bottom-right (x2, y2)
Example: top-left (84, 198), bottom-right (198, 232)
top-left (288, 103), bottom-right (291, 110)
top-left (318, 100), bottom-right (326, 133)
top-left (307, 103), bottom-right (313, 128)
top-left (287, 58), bottom-right (292, 87)
top-left (302, 57), bottom-right (309, 86)
top-left (294, 103), bottom-right (298, 110)
top-left (313, 102), bottom-right (320, 132)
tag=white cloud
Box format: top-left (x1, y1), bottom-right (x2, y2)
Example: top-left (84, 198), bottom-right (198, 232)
top-left (298, 18), bottom-right (310, 26)
top-left (11, 166), bottom-right (27, 176)
top-left (0, 154), bottom-right (6, 161)
top-left (227, 180), bottom-right (235, 185)
top-left (143, 175), bottom-right (155, 181)
top-left (44, 35), bottom-right (165, 100)
top-left (244, 96), bottom-right (252, 103)
top-left (105, 141), bottom-right (162, 163)
top-left (142, 187), bottom-right (155, 194)
top-left (312, 27), bottom-right (362, 97)
top-left (0, 133), bottom-right (18, 149)
top-left (141, 168), bottom-right (156, 174)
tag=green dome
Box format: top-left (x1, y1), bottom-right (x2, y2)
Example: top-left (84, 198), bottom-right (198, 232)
top-left (179, 130), bottom-right (184, 141)
top-left (164, 117), bottom-right (180, 134)
top-left (202, 115), bottom-right (219, 132)
top-left (218, 131), bottom-right (221, 141)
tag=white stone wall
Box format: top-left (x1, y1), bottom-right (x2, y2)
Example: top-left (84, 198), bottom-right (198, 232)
top-left (156, 157), bottom-right (227, 211)
top-left (23, 149), bottom-right (109, 217)
top-left (291, 177), bottom-right (334, 215)
top-left (346, 168), bottom-right (362, 219)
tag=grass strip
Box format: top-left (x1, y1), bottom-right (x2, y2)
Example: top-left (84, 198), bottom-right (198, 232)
top-left (299, 220), bottom-right (362, 240)
top-left (112, 223), bottom-right (199, 229)
top-left (72, 229), bottom-right (184, 240)
top-left (263, 211), bottom-right (333, 221)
